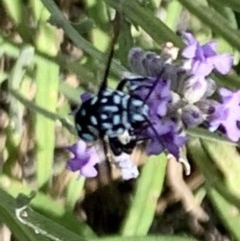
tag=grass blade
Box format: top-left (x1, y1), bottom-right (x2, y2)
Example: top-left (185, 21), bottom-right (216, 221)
top-left (92, 236), bottom-right (199, 241)
top-left (0, 174), bottom-right (95, 237)
top-left (40, 0), bottom-right (126, 78)
top-left (164, 0), bottom-right (183, 31)
top-left (187, 138), bottom-right (240, 210)
top-left (104, 0), bottom-right (184, 48)
top-left (121, 154), bottom-right (167, 236)
top-left (207, 188), bottom-right (240, 240)
top-left (0, 188), bottom-right (48, 241)
top-left (176, 0), bottom-right (240, 50)
top-left (32, 0), bottom-right (62, 189)
top-left (208, 0), bottom-right (240, 13)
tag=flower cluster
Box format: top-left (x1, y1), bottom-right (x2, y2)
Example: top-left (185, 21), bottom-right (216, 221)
top-left (66, 32), bottom-right (236, 180)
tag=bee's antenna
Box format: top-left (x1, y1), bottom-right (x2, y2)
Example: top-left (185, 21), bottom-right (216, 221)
top-left (97, 12), bottom-right (122, 186)
top-left (99, 12), bottom-right (121, 93)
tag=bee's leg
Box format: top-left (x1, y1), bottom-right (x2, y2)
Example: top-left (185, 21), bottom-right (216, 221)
top-left (109, 138), bottom-right (123, 156)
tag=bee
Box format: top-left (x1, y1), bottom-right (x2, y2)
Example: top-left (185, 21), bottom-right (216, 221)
top-left (73, 15), bottom-right (149, 156)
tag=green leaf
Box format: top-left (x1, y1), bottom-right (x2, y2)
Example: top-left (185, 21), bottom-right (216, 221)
top-left (164, 0), bottom-right (183, 31)
top-left (0, 187), bottom-right (198, 241)
top-left (0, 188), bottom-right (50, 241)
top-left (201, 140), bottom-right (240, 198)
top-left (208, 0), bottom-right (240, 13)
top-left (0, 189), bottom-right (88, 241)
top-left (9, 88), bottom-right (75, 134)
top-left (34, 59), bottom-right (59, 189)
top-left (213, 73), bottom-right (240, 89)
top-left (207, 0), bottom-right (240, 64)
top-left (65, 175), bottom-right (85, 211)
top-left (207, 188), bottom-right (240, 241)
top-left (118, 19), bottom-right (133, 66)
top-left (104, 0), bottom-right (184, 48)
top-left (32, 0), bottom-right (61, 189)
top-left (4, 46), bottom-right (34, 175)
top-left (91, 236), bottom-right (199, 241)
top-left (1, 0), bottom-right (22, 24)
top-left (177, 0), bottom-right (240, 51)
top-left (59, 81), bottom-right (83, 104)
top-left (49, 16), bottom-right (95, 34)
top-left (0, 33), bottom-right (95, 99)
top-left (121, 154), bottom-right (167, 236)
top-left (40, 0), bottom-right (126, 78)
top-left (8, 46), bottom-right (34, 136)
top-left (1, 0), bottom-right (31, 41)
top-left (187, 127), bottom-right (238, 146)
top-left (187, 138), bottom-right (240, 210)
top-left (0, 174), bottom-right (95, 237)
top-left (0, 71), bottom-right (7, 84)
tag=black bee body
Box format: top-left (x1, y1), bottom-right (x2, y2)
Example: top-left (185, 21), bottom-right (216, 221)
top-left (74, 87), bottom-right (149, 154)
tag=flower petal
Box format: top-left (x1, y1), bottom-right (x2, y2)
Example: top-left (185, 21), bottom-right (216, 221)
top-left (191, 60), bottom-right (213, 76)
top-left (182, 44), bottom-right (197, 59)
top-left (182, 32), bottom-right (198, 45)
top-left (69, 140), bottom-right (87, 158)
top-left (146, 138), bottom-right (164, 155)
top-left (208, 53), bottom-right (233, 74)
top-left (208, 89), bottom-right (240, 142)
top-left (81, 164), bottom-right (98, 177)
top-left (202, 41), bottom-right (217, 57)
top-left (66, 158), bottom-right (86, 171)
top-left (81, 92), bottom-right (92, 102)
top-left (183, 76), bottom-right (208, 104)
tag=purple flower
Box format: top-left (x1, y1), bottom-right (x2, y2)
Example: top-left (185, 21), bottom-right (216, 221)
top-left (149, 79), bottom-right (172, 117)
top-left (133, 78), bottom-right (171, 117)
top-left (182, 75), bottom-right (217, 104)
top-left (183, 75), bottom-right (208, 104)
top-left (208, 88), bottom-right (240, 141)
top-left (128, 47), bottom-right (146, 76)
top-left (182, 32), bottom-right (233, 76)
top-left (143, 118), bottom-right (187, 158)
top-left (66, 140), bottom-right (99, 177)
top-left (182, 105), bottom-right (204, 127)
top-left (81, 92), bottom-right (92, 102)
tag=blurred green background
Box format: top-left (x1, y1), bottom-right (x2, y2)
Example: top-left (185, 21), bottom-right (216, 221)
top-left (0, 0), bottom-right (240, 241)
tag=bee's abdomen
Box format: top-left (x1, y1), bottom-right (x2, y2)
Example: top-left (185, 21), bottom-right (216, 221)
top-left (74, 89), bottom-right (148, 142)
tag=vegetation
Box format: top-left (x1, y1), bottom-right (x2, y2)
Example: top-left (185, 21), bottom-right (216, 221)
top-left (0, 0), bottom-right (240, 241)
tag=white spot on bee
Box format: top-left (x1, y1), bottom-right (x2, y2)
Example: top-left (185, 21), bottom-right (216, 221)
top-left (80, 109), bottom-right (86, 116)
top-left (113, 95), bottom-right (121, 104)
top-left (113, 115), bottom-right (121, 125)
top-left (116, 127), bottom-right (124, 135)
top-left (82, 133), bottom-right (95, 141)
top-left (142, 104), bottom-right (149, 114)
top-left (133, 114), bottom-right (144, 121)
top-left (132, 99), bottom-right (143, 106)
top-left (106, 129), bottom-right (115, 136)
top-left (101, 98), bottom-right (108, 103)
top-left (122, 95), bottom-right (129, 109)
top-left (102, 123), bottom-right (113, 129)
top-left (101, 114), bottom-right (108, 120)
top-left (91, 97), bottom-right (97, 105)
top-left (76, 124), bottom-right (82, 131)
top-left (103, 90), bottom-right (112, 96)
top-left (90, 116), bottom-right (98, 125)
top-left (122, 111), bottom-right (130, 128)
top-left (102, 105), bottom-right (118, 112)
top-left (117, 91), bottom-right (124, 96)
top-left (88, 126), bottom-right (99, 137)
